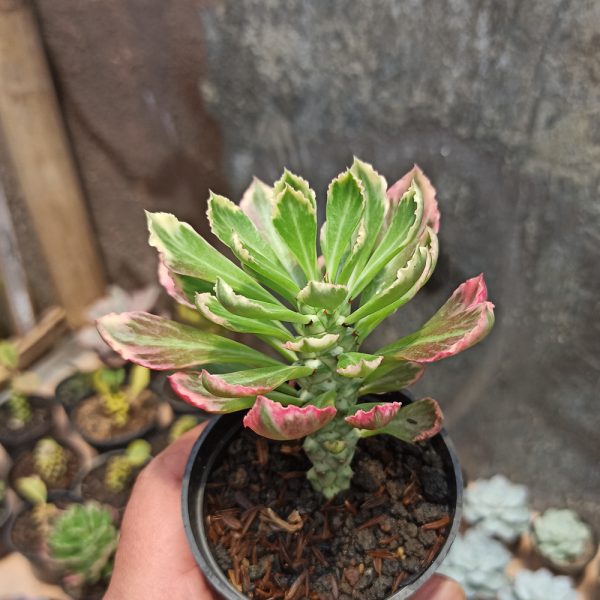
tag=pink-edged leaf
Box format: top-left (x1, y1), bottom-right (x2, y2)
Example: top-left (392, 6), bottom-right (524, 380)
top-left (200, 365), bottom-right (313, 398)
top-left (97, 312), bottom-right (280, 370)
top-left (158, 258), bottom-right (193, 308)
top-left (361, 398), bottom-right (443, 442)
top-left (158, 257), bottom-right (214, 308)
top-left (359, 360), bottom-right (425, 395)
top-left (379, 274), bottom-right (495, 363)
top-left (386, 164), bottom-right (440, 234)
top-left (243, 396), bottom-right (336, 441)
top-left (345, 402), bottom-right (402, 430)
top-left (168, 372), bottom-right (254, 413)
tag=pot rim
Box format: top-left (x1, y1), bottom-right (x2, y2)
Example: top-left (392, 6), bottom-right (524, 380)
top-left (181, 393), bottom-right (463, 600)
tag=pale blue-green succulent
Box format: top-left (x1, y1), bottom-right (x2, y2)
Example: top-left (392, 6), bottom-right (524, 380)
top-left (97, 161), bottom-right (496, 498)
top-left (439, 528), bottom-right (511, 599)
top-left (532, 509), bottom-right (593, 564)
top-left (464, 474), bottom-right (530, 543)
top-left (498, 568), bottom-right (578, 600)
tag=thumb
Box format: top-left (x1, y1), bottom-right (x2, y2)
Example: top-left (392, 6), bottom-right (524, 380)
top-left (410, 575), bottom-right (466, 599)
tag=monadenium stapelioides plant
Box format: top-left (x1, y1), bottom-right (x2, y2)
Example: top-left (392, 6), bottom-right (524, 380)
top-left (98, 159), bottom-right (495, 499)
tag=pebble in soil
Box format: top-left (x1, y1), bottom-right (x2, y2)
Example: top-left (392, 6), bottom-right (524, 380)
top-left (204, 430), bottom-right (452, 600)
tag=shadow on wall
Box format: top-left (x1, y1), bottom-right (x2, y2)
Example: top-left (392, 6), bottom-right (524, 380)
top-left (196, 1), bottom-right (600, 527)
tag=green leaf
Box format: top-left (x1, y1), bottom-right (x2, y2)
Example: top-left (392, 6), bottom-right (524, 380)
top-left (378, 275), bottom-right (495, 363)
top-left (348, 182), bottom-right (423, 298)
top-left (158, 260), bottom-right (214, 307)
top-left (296, 281), bottom-right (349, 311)
top-left (146, 212), bottom-right (275, 304)
top-left (207, 191), bottom-right (279, 264)
top-left (169, 371), bottom-right (302, 414)
top-left (359, 361), bottom-right (425, 395)
top-left (207, 192), bottom-right (300, 300)
top-left (97, 312), bottom-right (280, 370)
top-left (201, 365), bottom-right (313, 397)
top-left (336, 352), bottom-right (383, 378)
top-left (195, 293), bottom-right (293, 341)
top-left (230, 233), bottom-right (301, 303)
top-left (272, 185), bottom-right (319, 281)
top-left (346, 232), bottom-right (435, 324)
top-left (274, 169), bottom-right (316, 211)
top-left (354, 229), bottom-right (439, 340)
top-left (338, 158), bottom-right (388, 283)
top-left (215, 278), bottom-right (311, 324)
top-left (323, 170), bottom-right (365, 281)
top-left (360, 398), bottom-right (443, 442)
top-left (239, 178), bottom-right (301, 281)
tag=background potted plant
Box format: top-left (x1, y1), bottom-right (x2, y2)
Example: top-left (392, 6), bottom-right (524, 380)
top-left (48, 502), bottom-right (119, 600)
top-left (67, 363), bottom-right (159, 449)
top-left (9, 437), bottom-right (82, 501)
top-left (98, 160), bottom-right (495, 599)
top-left (0, 340), bottom-right (54, 453)
top-left (531, 509), bottom-right (596, 577)
top-left (79, 439), bottom-right (152, 511)
top-left (9, 476), bottom-right (68, 583)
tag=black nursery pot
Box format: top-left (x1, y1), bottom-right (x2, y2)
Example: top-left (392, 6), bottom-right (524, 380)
top-left (0, 395), bottom-right (56, 455)
top-left (182, 393), bottom-right (463, 600)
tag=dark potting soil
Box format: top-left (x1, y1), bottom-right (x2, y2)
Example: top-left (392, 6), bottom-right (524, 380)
top-left (204, 430), bottom-right (451, 600)
top-left (11, 508), bottom-right (46, 556)
top-left (0, 397), bottom-right (53, 445)
top-left (10, 445), bottom-right (80, 495)
top-left (80, 460), bottom-right (139, 508)
top-left (72, 390), bottom-right (158, 443)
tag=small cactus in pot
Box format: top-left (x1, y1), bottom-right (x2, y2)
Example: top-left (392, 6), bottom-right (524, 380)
top-left (48, 502), bottom-right (119, 598)
top-left (104, 439), bottom-right (152, 494)
top-left (34, 438), bottom-right (68, 486)
top-left (92, 365), bottom-right (151, 428)
top-left (98, 160), bottom-right (495, 499)
top-left (0, 341), bottom-right (32, 428)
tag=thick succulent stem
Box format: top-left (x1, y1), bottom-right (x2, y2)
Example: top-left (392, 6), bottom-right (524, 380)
top-left (304, 415), bottom-right (359, 499)
top-left (297, 312), bottom-right (362, 498)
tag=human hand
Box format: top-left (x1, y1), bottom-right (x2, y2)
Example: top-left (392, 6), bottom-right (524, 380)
top-left (105, 425), bottom-right (465, 600)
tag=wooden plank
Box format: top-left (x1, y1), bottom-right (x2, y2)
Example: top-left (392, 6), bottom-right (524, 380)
top-left (0, 0), bottom-right (106, 327)
top-left (0, 305), bottom-right (67, 387)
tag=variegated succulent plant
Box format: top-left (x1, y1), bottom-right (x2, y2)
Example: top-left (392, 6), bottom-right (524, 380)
top-left (97, 160), bottom-right (495, 498)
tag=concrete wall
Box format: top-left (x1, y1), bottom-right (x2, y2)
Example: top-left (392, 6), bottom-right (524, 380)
top-left (25, 0), bottom-right (600, 525)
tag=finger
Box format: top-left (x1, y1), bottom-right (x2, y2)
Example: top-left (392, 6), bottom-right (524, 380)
top-left (410, 574), bottom-right (466, 599)
top-left (144, 422), bottom-right (207, 482)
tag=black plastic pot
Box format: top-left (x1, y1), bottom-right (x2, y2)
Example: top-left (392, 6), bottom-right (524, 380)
top-left (182, 392), bottom-right (463, 600)
top-left (0, 497), bottom-right (12, 559)
top-left (0, 395), bottom-right (56, 455)
top-left (54, 372), bottom-right (95, 411)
